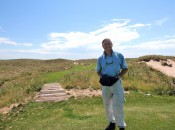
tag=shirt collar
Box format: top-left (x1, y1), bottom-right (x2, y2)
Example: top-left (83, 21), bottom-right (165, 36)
top-left (103, 50), bottom-right (114, 58)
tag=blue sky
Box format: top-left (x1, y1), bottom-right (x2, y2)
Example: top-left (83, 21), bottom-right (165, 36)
top-left (0, 0), bottom-right (175, 60)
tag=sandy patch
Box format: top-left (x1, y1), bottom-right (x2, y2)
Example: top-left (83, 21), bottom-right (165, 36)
top-left (0, 103), bottom-right (23, 114)
top-left (146, 59), bottom-right (175, 78)
top-left (1, 86), bottom-right (129, 114)
top-left (65, 89), bottom-right (130, 99)
top-left (65, 89), bottom-right (102, 99)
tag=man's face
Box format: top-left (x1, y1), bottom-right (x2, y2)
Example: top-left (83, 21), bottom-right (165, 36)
top-left (102, 40), bottom-right (113, 52)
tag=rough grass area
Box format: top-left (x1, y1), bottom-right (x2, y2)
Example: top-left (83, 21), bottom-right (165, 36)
top-left (1, 92), bottom-right (175, 130)
top-left (59, 59), bottom-right (175, 95)
top-left (124, 59), bottom-right (175, 95)
top-left (138, 55), bottom-right (175, 62)
top-left (0, 59), bottom-right (92, 107)
top-left (1, 57), bottom-right (175, 108)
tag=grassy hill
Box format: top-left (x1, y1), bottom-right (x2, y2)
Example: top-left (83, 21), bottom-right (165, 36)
top-left (0, 56), bottom-right (175, 108)
top-left (0, 55), bottom-right (175, 129)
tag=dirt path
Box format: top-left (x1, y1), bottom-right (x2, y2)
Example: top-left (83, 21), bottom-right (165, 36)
top-left (146, 59), bottom-right (175, 78)
top-left (1, 83), bottom-right (131, 114)
top-left (34, 83), bottom-right (102, 102)
top-left (65, 89), bottom-right (102, 99)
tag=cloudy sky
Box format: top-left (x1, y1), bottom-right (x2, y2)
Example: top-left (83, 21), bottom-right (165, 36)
top-left (0, 0), bottom-right (175, 60)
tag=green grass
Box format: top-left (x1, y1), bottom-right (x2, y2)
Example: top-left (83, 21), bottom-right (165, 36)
top-left (1, 56), bottom-right (175, 130)
top-left (1, 57), bottom-right (175, 108)
top-left (41, 64), bottom-right (96, 83)
top-left (0, 63), bottom-right (95, 107)
top-left (0, 59), bottom-right (73, 107)
top-left (124, 59), bottom-right (175, 95)
top-left (1, 92), bottom-right (175, 130)
top-left (58, 59), bottom-right (175, 95)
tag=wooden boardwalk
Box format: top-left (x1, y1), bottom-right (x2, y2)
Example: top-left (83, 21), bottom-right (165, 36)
top-left (35, 83), bottom-right (68, 102)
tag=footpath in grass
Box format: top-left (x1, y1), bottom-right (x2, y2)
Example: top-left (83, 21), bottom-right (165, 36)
top-left (41, 64), bottom-right (96, 83)
top-left (1, 92), bottom-right (175, 130)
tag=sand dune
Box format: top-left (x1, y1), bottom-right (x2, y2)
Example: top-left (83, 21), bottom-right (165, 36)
top-left (146, 59), bottom-right (175, 78)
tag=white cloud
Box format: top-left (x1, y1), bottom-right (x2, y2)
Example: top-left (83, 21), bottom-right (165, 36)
top-left (0, 37), bottom-right (33, 46)
top-left (116, 38), bottom-right (175, 58)
top-left (164, 35), bottom-right (175, 38)
top-left (41, 19), bottom-right (150, 51)
top-left (120, 39), bottom-right (175, 50)
top-left (1, 37), bottom-right (174, 59)
top-left (14, 49), bottom-right (52, 54)
top-left (154, 17), bottom-right (169, 26)
top-left (137, 39), bottom-right (175, 50)
top-left (1, 19), bottom-right (174, 60)
top-left (128, 23), bottom-right (151, 28)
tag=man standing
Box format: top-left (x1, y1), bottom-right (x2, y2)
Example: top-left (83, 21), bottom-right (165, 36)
top-left (96, 38), bottom-right (128, 130)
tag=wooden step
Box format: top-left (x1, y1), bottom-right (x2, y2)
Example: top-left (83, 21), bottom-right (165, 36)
top-left (35, 83), bottom-right (68, 102)
top-left (35, 96), bottom-right (68, 102)
top-left (38, 93), bottom-right (67, 97)
top-left (40, 90), bottom-right (65, 94)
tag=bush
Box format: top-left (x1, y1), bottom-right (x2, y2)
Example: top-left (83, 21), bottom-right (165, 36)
top-left (26, 78), bottom-right (45, 94)
top-left (161, 61), bottom-right (172, 67)
top-left (138, 55), bottom-right (174, 62)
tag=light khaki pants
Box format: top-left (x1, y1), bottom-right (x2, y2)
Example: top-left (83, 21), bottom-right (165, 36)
top-left (102, 79), bottom-right (126, 127)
